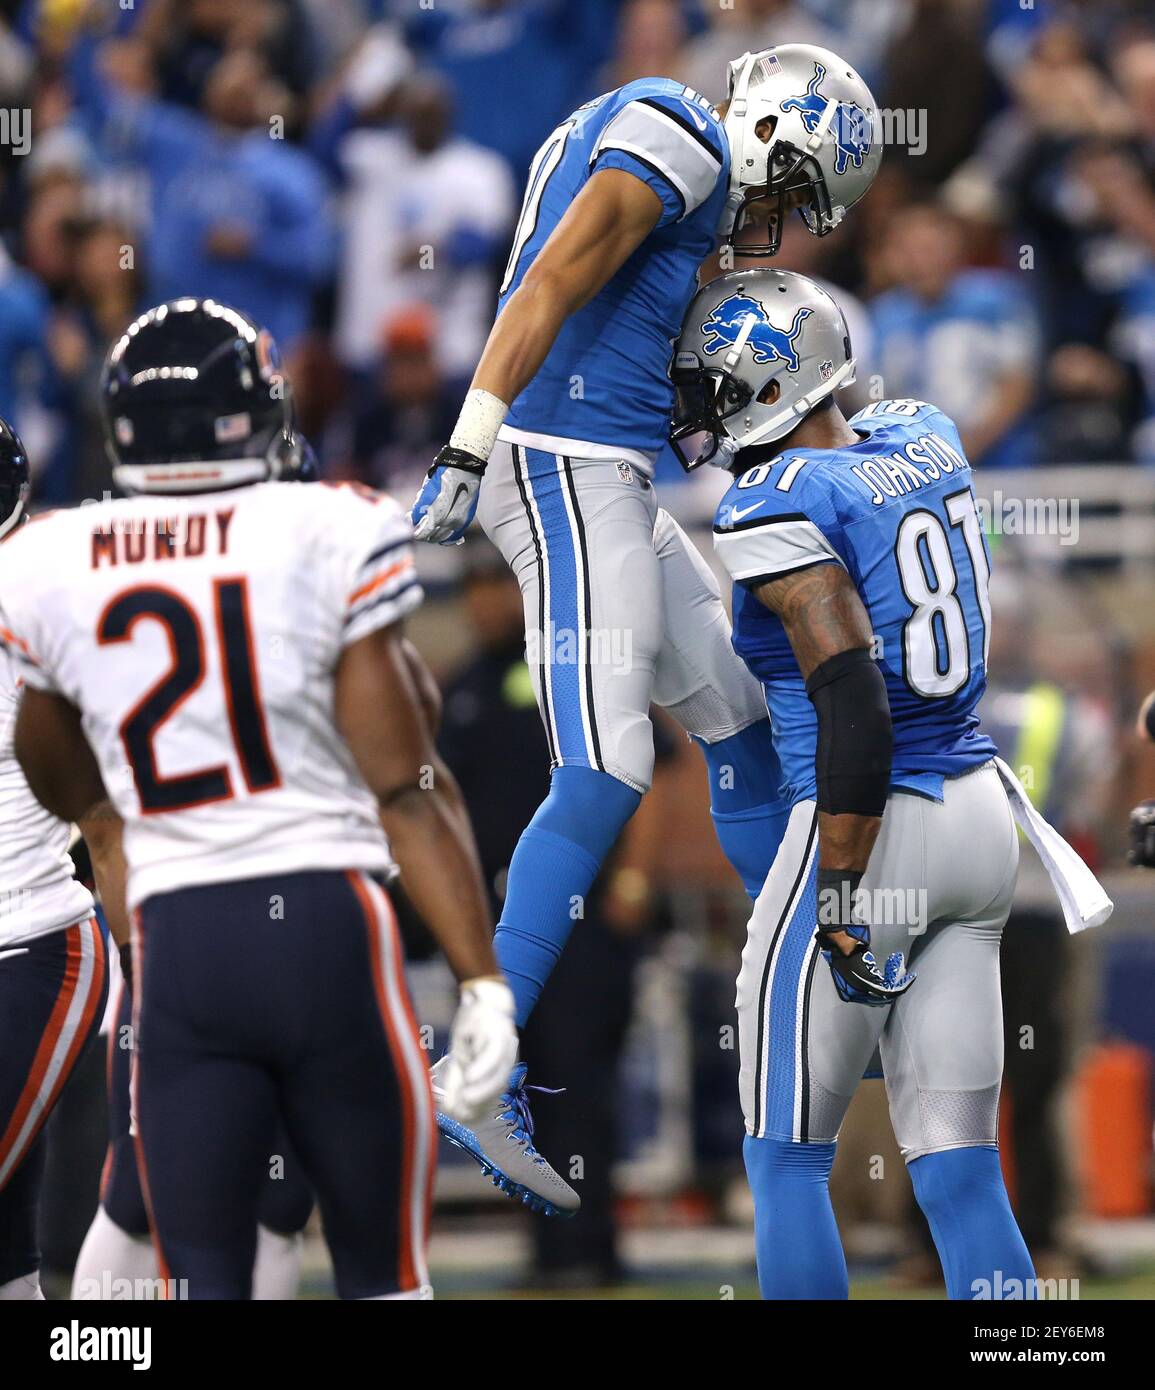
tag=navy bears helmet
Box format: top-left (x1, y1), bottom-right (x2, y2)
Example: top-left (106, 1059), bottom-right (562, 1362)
top-left (101, 298), bottom-right (315, 495)
top-left (0, 416), bottom-right (30, 541)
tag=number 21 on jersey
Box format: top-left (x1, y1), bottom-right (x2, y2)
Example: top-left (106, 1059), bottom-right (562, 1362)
top-left (98, 578), bottom-right (280, 814)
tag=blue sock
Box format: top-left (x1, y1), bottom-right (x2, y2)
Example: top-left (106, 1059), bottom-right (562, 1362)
top-left (494, 765), bottom-right (641, 1026)
top-left (743, 1135), bottom-right (847, 1299)
top-left (909, 1147), bottom-right (1035, 1300)
top-left (697, 721), bottom-right (789, 898)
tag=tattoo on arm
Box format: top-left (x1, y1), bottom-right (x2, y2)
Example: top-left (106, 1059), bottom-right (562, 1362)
top-left (753, 562), bottom-right (886, 920)
top-left (751, 562), bottom-right (874, 679)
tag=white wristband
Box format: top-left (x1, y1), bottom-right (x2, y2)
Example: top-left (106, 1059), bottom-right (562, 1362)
top-left (449, 389), bottom-right (509, 464)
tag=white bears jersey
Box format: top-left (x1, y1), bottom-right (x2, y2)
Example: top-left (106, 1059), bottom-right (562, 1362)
top-left (0, 482), bottom-right (422, 910)
top-left (0, 648), bottom-right (94, 947)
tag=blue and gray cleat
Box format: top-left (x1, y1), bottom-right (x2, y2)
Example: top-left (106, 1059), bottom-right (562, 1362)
top-left (432, 1060), bottom-right (580, 1217)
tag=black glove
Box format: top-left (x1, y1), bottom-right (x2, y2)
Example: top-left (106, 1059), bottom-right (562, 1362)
top-left (817, 930), bottom-right (916, 1005)
top-left (815, 869), bottom-right (915, 1006)
top-left (1129, 800), bottom-right (1155, 868)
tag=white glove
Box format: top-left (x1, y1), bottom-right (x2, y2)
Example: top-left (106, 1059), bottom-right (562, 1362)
top-left (410, 447), bottom-right (484, 545)
top-left (437, 977), bottom-right (518, 1124)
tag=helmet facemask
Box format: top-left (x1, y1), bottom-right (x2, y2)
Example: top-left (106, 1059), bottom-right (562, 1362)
top-left (725, 138), bottom-right (837, 257)
top-left (670, 358), bottom-right (754, 471)
top-left (671, 353), bottom-right (793, 472)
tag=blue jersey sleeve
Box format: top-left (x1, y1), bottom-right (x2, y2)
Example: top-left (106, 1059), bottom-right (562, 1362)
top-left (590, 88), bottom-right (726, 226)
top-left (713, 453), bottom-right (846, 588)
top-left (849, 397), bottom-right (966, 451)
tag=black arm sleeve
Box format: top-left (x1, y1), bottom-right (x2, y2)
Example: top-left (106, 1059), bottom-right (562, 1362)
top-left (805, 647), bottom-right (893, 817)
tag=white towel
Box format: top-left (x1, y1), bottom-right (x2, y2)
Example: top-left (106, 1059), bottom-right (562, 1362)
top-left (995, 757), bottom-right (1113, 934)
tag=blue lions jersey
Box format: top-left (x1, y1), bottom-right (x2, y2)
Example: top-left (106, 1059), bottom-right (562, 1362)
top-left (499, 79), bottom-right (729, 459)
top-left (713, 399), bottom-right (998, 807)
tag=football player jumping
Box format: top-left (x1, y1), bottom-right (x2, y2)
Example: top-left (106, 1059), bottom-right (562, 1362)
top-left (411, 45), bottom-right (881, 1212)
top-left (0, 299), bottom-right (518, 1300)
top-left (677, 267), bottom-right (1110, 1299)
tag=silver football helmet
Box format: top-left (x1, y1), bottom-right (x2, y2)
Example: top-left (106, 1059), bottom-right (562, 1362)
top-left (670, 268), bottom-right (856, 470)
top-left (720, 44), bottom-right (882, 256)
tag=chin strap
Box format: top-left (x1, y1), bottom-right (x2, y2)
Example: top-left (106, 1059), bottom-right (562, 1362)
top-left (733, 355), bottom-right (858, 457)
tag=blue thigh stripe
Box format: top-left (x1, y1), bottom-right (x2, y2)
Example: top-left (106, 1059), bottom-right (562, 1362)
top-left (512, 445), bottom-right (557, 765)
top-left (560, 456), bottom-right (604, 772)
top-left (755, 808), bottom-right (819, 1139)
top-left (523, 448), bottom-right (602, 771)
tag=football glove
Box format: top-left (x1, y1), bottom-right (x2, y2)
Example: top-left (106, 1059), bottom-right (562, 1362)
top-left (817, 924), bottom-right (915, 1007)
top-left (1129, 799), bottom-right (1155, 869)
top-left (411, 445), bottom-right (485, 545)
top-left (437, 976), bottom-right (518, 1124)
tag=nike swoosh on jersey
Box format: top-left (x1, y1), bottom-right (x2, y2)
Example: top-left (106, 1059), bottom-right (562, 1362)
top-left (682, 101), bottom-right (710, 132)
top-left (731, 501), bottom-right (765, 522)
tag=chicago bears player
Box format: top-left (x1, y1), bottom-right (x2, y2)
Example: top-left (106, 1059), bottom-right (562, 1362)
top-left (0, 420), bottom-right (124, 1301)
top-left (0, 299), bottom-right (518, 1300)
top-left (74, 630), bottom-right (448, 1302)
top-left (674, 268), bottom-right (1110, 1299)
top-left (73, 974), bottom-right (315, 1300)
top-left (411, 45), bottom-right (881, 1211)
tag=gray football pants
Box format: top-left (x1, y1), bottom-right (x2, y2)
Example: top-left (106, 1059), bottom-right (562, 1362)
top-left (476, 439), bottom-right (768, 793)
top-left (738, 761), bottom-right (1019, 1161)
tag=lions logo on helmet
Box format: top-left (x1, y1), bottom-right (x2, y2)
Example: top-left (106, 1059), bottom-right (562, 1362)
top-left (701, 294), bottom-right (813, 372)
top-left (720, 44), bottom-right (882, 256)
top-left (671, 269), bottom-right (857, 471)
top-left (780, 63), bottom-right (873, 176)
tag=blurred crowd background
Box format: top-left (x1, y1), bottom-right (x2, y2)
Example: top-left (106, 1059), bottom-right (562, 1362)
top-left (4, 0), bottom-right (1155, 502)
top-left (9, 0), bottom-right (1155, 1296)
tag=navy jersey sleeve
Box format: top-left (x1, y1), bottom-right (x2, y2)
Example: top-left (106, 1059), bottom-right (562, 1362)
top-left (713, 453), bottom-right (846, 589)
top-left (590, 90), bottom-right (726, 225)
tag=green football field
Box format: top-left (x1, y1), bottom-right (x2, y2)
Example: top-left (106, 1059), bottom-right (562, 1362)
top-left (433, 1270), bottom-right (1155, 1301)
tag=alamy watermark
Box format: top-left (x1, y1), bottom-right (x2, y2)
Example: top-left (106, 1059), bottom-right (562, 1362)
top-left (976, 491), bottom-right (1080, 545)
top-left (526, 620), bottom-right (633, 677)
top-left (71, 1273), bottom-right (188, 1303)
top-left (971, 1271), bottom-right (1081, 1300)
top-left (0, 109), bottom-right (30, 157)
top-left (817, 883), bottom-right (929, 935)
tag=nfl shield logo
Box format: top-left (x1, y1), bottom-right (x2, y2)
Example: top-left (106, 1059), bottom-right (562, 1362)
top-left (820, 359), bottom-right (834, 380)
top-left (616, 461), bottom-right (633, 484)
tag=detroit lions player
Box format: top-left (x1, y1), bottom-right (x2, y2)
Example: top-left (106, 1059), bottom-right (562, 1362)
top-left (676, 268), bottom-right (1108, 1299)
top-left (412, 45), bottom-right (881, 1212)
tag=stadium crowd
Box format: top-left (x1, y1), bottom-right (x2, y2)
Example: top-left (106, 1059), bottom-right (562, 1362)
top-left (2, 0), bottom-right (1155, 509)
top-left (0, 0), bottom-right (1149, 1300)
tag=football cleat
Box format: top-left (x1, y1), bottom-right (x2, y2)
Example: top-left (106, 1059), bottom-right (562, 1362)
top-left (432, 1060), bottom-right (580, 1217)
